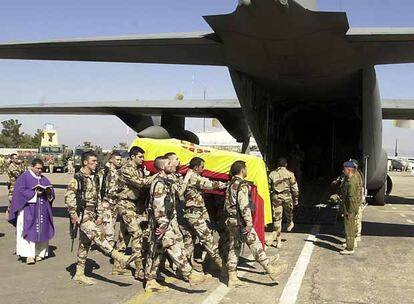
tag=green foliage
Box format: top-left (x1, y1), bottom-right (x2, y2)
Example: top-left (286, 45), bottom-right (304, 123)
top-left (0, 119), bottom-right (42, 148)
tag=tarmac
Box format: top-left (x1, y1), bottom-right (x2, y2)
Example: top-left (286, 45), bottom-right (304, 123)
top-left (0, 171), bottom-right (413, 304)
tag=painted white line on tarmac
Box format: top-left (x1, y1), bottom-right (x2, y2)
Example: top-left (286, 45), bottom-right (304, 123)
top-left (392, 207), bottom-right (397, 210)
top-left (201, 253), bottom-right (255, 304)
top-left (407, 219), bottom-right (414, 224)
top-left (279, 225), bottom-right (320, 304)
top-left (401, 214), bottom-right (407, 218)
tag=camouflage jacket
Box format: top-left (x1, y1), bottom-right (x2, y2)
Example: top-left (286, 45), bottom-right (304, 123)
top-left (116, 162), bottom-right (154, 202)
top-left (182, 169), bottom-right (227, 209)
top-left (166, 172), bottom-right (184, 200)
top-left (7, 162), bottom-right (24, 195)
top-left (268, 167), bottom-right (299, 204)
top-left (224, 176), bottom-right (253, 227)
top-left (100, 166), bottom-right (120, 201)
top-left (149, 175), bottom-right (176, 227)
top-left (341, 173), bottom-right (362, 215)
top-left (65, 168), bottom-right (103, 219)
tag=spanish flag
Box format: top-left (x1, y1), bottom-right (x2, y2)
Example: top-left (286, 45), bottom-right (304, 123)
top-left (130, 138), bottom-right (271, 245)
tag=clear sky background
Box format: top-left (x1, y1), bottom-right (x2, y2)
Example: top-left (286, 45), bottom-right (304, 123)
top-left (0, 0), bottom-right (413, 154)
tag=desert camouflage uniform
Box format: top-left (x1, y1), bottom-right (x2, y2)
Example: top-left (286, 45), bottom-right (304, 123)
top-left (225, 176), bottom-right (269, 272)
top-left (182, 169), bottom-right (227, 262)
top-left (115, 162), bottom-right (154, 267)
top-left (145, 175), bottom-right (192, 280)
top-left (354, 169), bottom-right (365, 240)
top-left (7, 162), bottom-right (24, 212)
top-left (268, 166), bottom-right (299, 239)
top-left (100, 166), bottom-right (120, 246)
top-left (65, 169), bottom-right (116, 267)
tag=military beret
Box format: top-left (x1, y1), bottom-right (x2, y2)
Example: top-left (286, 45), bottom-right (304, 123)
top-left (349, 158), bottom-right (359, 167)
top-left (343, 161), bottom-right (356, 168)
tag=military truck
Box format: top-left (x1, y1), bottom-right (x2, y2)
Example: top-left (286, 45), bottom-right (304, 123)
top-left (37, 145), bottom-right (71, 172)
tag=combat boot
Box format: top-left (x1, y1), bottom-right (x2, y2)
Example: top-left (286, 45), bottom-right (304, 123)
top-left (191, 258), bottom-right (204, 272)
top-left (340, 249), bottom-right (354, 255)
top-left (265, 263), bottom-right (288, 281)
top-left (134, 260), bottom-right (145, 280)
top-left (227, 271), bottom-right (248, 288)
top-left (73, 265), bottom-right (96, 285)
top-left (111, 250), bottom-right (137, 269)
top-left (145, 279), bottom-right (169, 293)
top-left (274, 236), bottom-right (282, 248)
top-left (111, 259), bottom-right (131, 276)
top-left (287, 222), bottom-right (295, 232)
top-left (188, 271), bottom-right (206, 286)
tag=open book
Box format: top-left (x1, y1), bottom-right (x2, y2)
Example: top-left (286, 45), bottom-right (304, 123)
top-left (32, 184), bottom-right (53, 191)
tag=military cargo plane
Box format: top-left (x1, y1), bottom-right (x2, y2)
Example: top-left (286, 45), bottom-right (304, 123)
top-left (1, 0), bottom-right (414, 204)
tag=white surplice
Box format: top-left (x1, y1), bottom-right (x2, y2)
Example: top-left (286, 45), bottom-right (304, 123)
top-left (15, 170), bottom-right (49, 258)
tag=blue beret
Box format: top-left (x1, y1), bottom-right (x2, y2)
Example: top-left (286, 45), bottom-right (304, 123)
top-left (343, 161), bottom-right (356, 168)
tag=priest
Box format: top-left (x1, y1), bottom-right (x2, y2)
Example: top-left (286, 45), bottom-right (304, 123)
top-left (8, 158), bottom-right (55, 265)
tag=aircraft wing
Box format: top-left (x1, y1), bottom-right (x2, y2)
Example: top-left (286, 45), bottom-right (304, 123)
top-left (348, 28), bottom-right (414, 65)
top-left (0, 99), bottom-right (240, 117)
top-left (0, 32), bottom-right (225, 66)
top-left (382, 99), bottom-right (414, 120)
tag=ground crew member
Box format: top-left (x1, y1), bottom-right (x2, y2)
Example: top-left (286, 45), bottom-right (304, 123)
top-left (225, 160), bottom-right (288, 288)
top-left (7, 153), bottom-right (24, 214)
top-left (145, 156), bottom-right (206, 292)
top-left (182, 157), bottom-right (227, 272)
top-left (350, 159), bottom-right (365, 243)
top-left (65, 151), bottom-right (131, 285)
top-left (340, 161), bottom-right (362, 255)
top-left (100, 152), bottom-right (122, 247)
top-left (268, 157), bottom-right (299, 248)
top-left (115, 146), bottom-right (154, 280)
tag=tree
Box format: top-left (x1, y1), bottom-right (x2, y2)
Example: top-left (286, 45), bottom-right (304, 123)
top-left (1, 119), bottom-right (23, 147)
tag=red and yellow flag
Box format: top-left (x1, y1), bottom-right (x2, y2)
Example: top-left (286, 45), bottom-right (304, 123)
top-left (130, 138), bottom-right (271, 244)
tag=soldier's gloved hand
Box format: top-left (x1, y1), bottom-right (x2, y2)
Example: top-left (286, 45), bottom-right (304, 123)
top-left (294, 199), bottom-right (299, 206)
top-left (244, 225), bottom-right (253, 235)
top-left (143, 166), bottom-right (151, 177)
top-left (70, 215), bottom-right (79, 225)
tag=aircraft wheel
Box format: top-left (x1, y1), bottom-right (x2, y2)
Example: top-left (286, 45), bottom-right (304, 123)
top-left (372, 183), bottom-right (386, 206)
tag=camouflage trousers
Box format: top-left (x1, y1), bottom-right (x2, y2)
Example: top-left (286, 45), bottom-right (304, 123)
top-left (355, 205), bottom-right (363, 238)
top-left (101, 198), bottom-right (118, 246)
top-left (226, 220), bottom-right (269, 272)
top-left (272, 198), bottom-right (294, 238)
top-left (7, 193), bottom-right (12, 213)
top-left (77, 211), bottom-right (114, 267)
top-left (145, 219), bottom-right (192, 280)
top-left (179, 223), bottom-right (195, 261)
top-left (115, 200), bottom-right (147, 261)
top-left (184, 208), bottom-right (220, 261)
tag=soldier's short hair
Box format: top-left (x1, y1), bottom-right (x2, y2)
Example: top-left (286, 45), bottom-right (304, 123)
top-left (230, 160), bottom-right (246, 176)
top-left (129, 146), bottom-right (145, 158)
top-left (81, 151), bottom-right (97, 165)
top-left (110, 151), bottom-right (122, 159)
top-left (164, 152), bottom-right (176, 159)
top-left (31, 158), bottom-right (44, 167)
top-left (10, 153), bottom-right (18, 159)
top-left (277, 157), bottom-right (287, 167)
top-left (189, 157), bottom-right (204, 169)
top-left (154, 156), bottom-right (168, 170)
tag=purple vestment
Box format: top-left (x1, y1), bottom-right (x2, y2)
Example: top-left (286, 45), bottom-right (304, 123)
top-left (8, 171), bottom-right (55, 242)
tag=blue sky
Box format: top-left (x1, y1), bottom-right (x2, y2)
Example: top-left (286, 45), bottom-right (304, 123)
top-left (0, 0), bottom-right (413, 153)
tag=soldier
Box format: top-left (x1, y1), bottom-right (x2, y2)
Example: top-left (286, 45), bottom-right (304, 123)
top-left (7, 153), bottom-right (24, 214)
top-left (340, 161), bottom-right (363, 255)
top-left (100, 152), bottom-right (122, 247)
top-left (225, 160), bottom-right (288, 288)
top-left (182, 157), bottom-right (227, 272)
top-left (268, 157), bottom-right (299, 248)
top-left (115, 146), bottom-right (154, 280)
top-left (350, 159), bottom-right (365, 243)
top-left (65, 151), bottom-right (131, 285)
top-left (145, 156), bottom-right (206, 292)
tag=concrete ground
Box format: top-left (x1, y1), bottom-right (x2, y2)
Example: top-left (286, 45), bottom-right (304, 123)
top-left (0, 171), bottom-right (413, 304)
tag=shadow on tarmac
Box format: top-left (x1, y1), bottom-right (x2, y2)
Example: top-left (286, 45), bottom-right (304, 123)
top-left (387, 195), bottom-right (414, 205)
top-left (0, 232), bottom-right (5, 238)
top-left (239, 275), bottom-right (279, 287)
top-left (66, 260), bottom-right (132, 287)
top-left (362, 221), bottom-right (414, 237)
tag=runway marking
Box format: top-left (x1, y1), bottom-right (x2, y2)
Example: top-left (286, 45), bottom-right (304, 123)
top-left (279, 225), bottom-right (320, 304)
top-left (401, 214), bottom-right (407, 218)
top-left (392, 207), bottom-right (397, 210)
top-left (201, 253), bottom-right (255, 304)
top-left (407, 219), bottom-right (414, 224)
